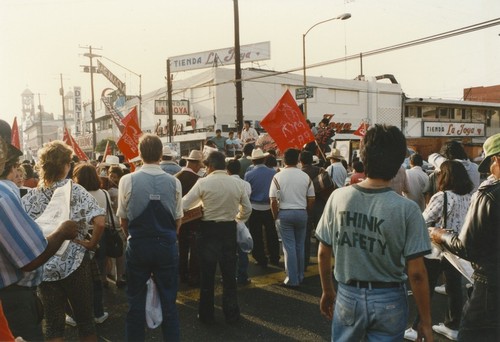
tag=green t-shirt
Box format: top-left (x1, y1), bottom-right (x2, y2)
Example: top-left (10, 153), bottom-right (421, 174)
top-left (315, 185), bottom-right (431, 283)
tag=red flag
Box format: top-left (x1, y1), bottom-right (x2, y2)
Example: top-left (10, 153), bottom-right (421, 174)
top-left (11, 117), bottom-right (20, 149)
top-left (260, 90), bottom-right (315, 151)
top-left (63, 127), bottom-right (89, 161)
top-left (121, 107), bottom-right (139, 128)
top-left (353, 122), bottom-right (369, 137)
top-left (117, 116), bottom-right (142, 161)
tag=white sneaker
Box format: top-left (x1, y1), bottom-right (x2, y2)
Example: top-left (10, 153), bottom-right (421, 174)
top-left (434, 284), bottom-right (447, 295)
top-left (95, 312), bottom-right (109, 324)
top-left (65, 314), bottom-right (77, 327)
top-left (432, 323), bottom-right (458, 341)
top-left (403, 327), bottom-right (417, 341)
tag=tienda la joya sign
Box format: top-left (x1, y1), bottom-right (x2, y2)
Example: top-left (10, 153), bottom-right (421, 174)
top-left (169, 41), bottom-right (270, 72)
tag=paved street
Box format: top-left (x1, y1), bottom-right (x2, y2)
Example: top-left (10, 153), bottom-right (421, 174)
top-left (65, 242), bottom-right (458, 341)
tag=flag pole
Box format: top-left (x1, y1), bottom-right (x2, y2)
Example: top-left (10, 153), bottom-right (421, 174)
top-left (315, 139), bottom-right (327, 161)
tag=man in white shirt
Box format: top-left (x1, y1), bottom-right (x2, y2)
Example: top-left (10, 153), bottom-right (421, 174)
top-left (404, 154), bottom-right (429, 211)
top-left (325, 149), bottom-right (348, 188)
top-left (270, 149), bottom-right (315, 287)
top-left (183, 151), bottom-right (252, 324)
top-left (240, 121), bottom-right (259, 145)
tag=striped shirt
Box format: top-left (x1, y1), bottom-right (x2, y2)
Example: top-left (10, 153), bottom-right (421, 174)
top-left (0, 181), bottom-right (47, 289)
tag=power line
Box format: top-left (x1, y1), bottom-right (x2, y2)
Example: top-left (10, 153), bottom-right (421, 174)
top-left (171, 17), bottom-right (500, 93)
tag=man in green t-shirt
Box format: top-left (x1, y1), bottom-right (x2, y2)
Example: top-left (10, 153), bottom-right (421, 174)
top-left (316, 124), bottom-right (433, 342)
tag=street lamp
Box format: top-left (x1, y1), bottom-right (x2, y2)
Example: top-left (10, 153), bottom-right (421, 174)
top-left (302, 13), bottom-right (351, 119)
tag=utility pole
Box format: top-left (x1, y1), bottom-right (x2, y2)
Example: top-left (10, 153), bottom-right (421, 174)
top-left (59, 73), bottom-right (67, 128)
top-left (37, 93), bottom-right (44, 146)
top-left (167, 59), bottom-right (174, 142)
top-left (81, 45), bottom-right (102, 159)
top-left (233, 0), bottom-right (243, 133)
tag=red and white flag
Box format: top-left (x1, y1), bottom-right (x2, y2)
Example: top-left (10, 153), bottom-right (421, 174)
top-left (121, 106), bottom-right (139, 128)
top-left (63, 127), bottom-right (89, 161)
top-left (11, 117), bottom-right (20, 149)
top-left (353, 122), bottom-right (369, 137)
top-left (260, 90), bottom-right (315, 151)
top-left (117, 113), bottom-right (142, 161)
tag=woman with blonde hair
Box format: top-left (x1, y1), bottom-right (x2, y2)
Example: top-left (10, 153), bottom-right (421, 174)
top-left (22, 141), bottom-right (105, 342)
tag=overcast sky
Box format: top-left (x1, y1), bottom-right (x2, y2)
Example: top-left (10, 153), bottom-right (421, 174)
top-left (1, 0), bottom-right (499, 126)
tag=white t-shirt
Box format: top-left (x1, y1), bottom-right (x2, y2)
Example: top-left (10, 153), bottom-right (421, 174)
top-left (269, 167), bottom-right (314, 210)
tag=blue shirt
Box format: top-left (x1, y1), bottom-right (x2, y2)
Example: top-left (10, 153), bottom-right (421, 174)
top-left (0, 181), bottom-right (47, 289)
top-left (244, 165), bottom-right (276, 206)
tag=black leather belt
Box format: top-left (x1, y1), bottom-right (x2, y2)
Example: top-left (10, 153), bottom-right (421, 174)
top-left (346, 281), bottom-right (402, 289)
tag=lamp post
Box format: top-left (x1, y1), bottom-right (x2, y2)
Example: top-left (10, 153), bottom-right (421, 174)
top-left (302, 13), bottom-right (351, 119)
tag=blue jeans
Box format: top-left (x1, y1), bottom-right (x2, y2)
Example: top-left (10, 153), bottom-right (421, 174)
top-left (278, 209), bottom-right (307, 286)
top-left (332, 283), bottom-right (408, 342)
top-left (125, 238), bottom-right (179, 341)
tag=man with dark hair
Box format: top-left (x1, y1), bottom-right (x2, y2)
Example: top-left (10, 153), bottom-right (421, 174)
top-left (245, 149), bottom-right (279, 267)
top-left (225, 131), bottom-right (241, 157)
top-left (240, 121), bottom-right (258, 145)
top-left (175, 150), bottom-right (204, 286)
top-left (405, 153), bottom-right (429, 211)
top-left (270, 149), bottom-right (315, 287)
top-left (431, 133), bottom-right (500, 341)
top-left (316, 125), bottom-right (433, 341)
top-left (210, 129), bottom-right (226, 152)
top-left (183, 151), bottom-right (251, 324)
top-left (117, 133), bottom-right (183, 341)
top-left (238, 143), bottom-right (254, 178)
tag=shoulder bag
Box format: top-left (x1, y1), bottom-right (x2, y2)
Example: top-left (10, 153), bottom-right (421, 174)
top-left (103, 190), bottom-right (124, 258)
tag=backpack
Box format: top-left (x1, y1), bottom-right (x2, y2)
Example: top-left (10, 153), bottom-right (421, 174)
top-left (312, 168), bottom-right (336, 202)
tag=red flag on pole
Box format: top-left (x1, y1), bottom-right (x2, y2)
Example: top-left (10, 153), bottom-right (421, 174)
top-left (259, 90), bottom-right (315, 152)
top-left (63, 127), bottom-right (89, 161)
top-left (117, 116), bottom-right (142, 161)
top-left (11, 117), bottom-right (20, 149)
top-left (353, 122), bottom-right (369, 137)
top-left (121, 106), bottom-right (139, 128)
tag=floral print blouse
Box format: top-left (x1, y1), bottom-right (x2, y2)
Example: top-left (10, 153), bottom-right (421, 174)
top-left (21, 179), bottom-right (105, 282)
top-left (423, 190), bottom-right (472, 234)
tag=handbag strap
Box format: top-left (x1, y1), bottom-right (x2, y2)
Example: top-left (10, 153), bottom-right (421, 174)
top-left (102, 189), bottom-right (116, 230)
top-left (442, 191), bottom-right (448, 229)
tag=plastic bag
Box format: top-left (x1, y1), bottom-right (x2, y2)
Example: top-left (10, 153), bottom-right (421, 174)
top-left (236, 221), bottom-right (253, 253)
top-left (145, 277), bottom-right (162, 329)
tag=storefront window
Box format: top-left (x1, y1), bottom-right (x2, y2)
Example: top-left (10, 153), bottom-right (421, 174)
top-left (471, 109), bottom-right (485, 122)
top-left (421, 106), bottom-right (437, 120)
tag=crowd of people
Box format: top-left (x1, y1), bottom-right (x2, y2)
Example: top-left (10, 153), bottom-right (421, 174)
top-left (0, 116), bottom-right (499, 342)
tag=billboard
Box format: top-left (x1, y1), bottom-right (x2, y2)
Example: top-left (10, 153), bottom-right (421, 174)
top-left (422, 122), bottom-right (485, 137)
top-left (154, 100), bottom-right (190, 115)
top-left (169, 41), bottom-right (271, 72)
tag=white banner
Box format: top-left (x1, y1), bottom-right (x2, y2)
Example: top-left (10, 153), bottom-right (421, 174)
top-left (422, 122), bottom-right (486, 137)
top-left (169, 41), bottom-right (271, 72)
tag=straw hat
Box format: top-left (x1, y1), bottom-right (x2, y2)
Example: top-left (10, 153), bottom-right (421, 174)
top-left (162, 146), bottom-right (173, 156)
top-left (182, 150), bottom-right (203, 161)
top-left (326, 148), bottom-right (345, 160)
top-left (250, 148), bottom-right (269, 160)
